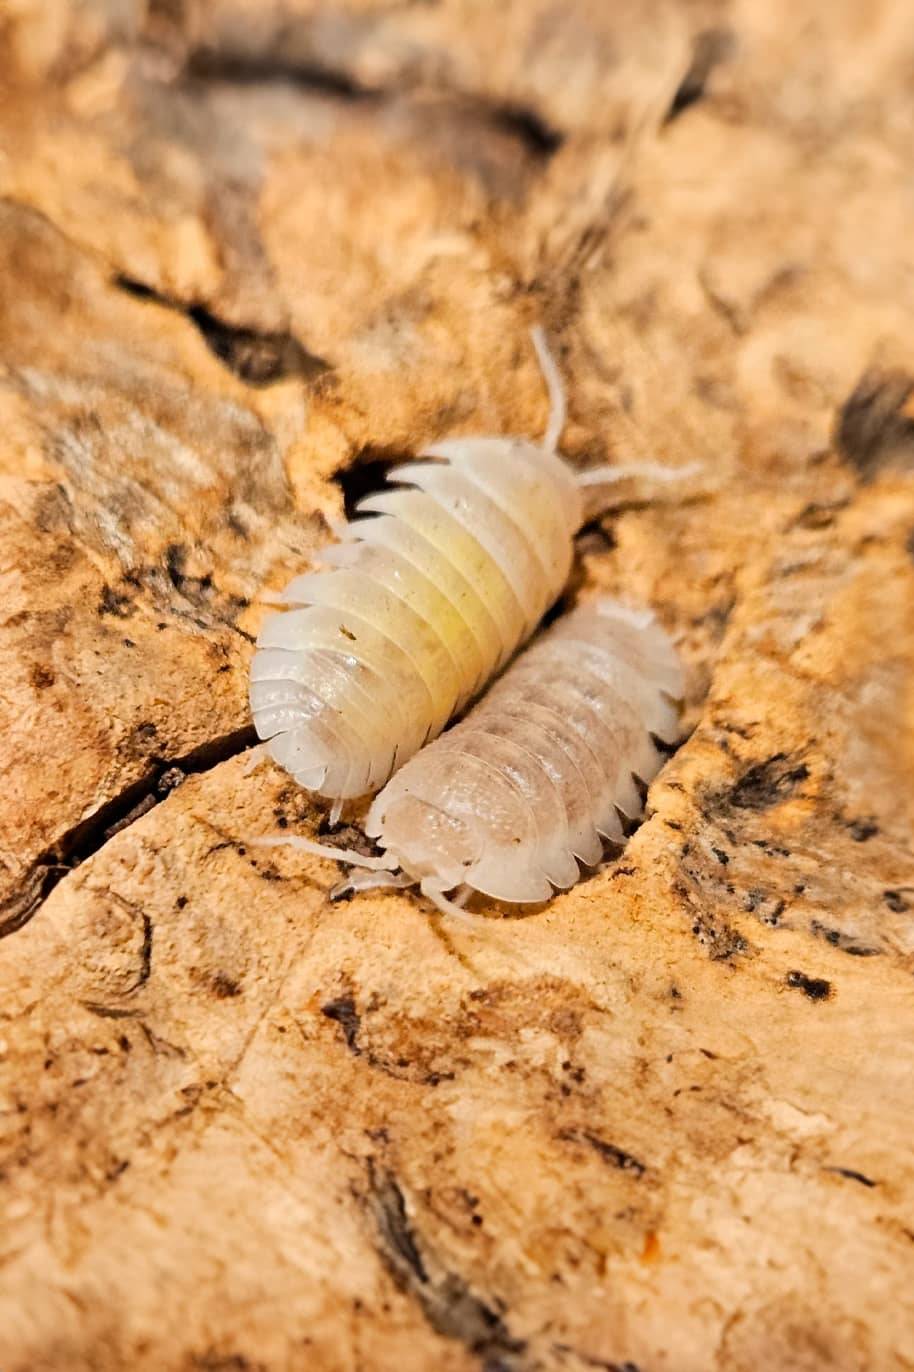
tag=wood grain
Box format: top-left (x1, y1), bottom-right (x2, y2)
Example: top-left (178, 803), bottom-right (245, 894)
top-left (1, 3), bottom-right (913, 1369)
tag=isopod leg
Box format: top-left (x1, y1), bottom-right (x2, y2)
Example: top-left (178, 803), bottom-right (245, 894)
top-left (419, 879), bottom-right (485, 923)
top-left (248, 834), bottom-right (398, 871)
top-left (330, 869), bottom-right (414, 900)
top-left (254, 587), bottom-right (288, 606)
top-left (576, 462), bottom-right (703, 519)
top-left (242, 744), bottom-right (270, 775)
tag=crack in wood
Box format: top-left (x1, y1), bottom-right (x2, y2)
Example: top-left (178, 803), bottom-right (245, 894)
top-left (184, 47), bottom-right (562, 159)
top-left (0, 725), bottom-right (257, 940)
top-left (366, 1165), bottom-right (528, 1368)
top-left (113, 275), bottom-right (330, 386)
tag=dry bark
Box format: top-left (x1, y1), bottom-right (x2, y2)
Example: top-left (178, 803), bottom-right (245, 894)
top-left (1, 3), bottom-right (913, 1369)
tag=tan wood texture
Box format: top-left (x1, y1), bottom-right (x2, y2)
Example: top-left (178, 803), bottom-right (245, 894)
top-left (1, 3), bottom-right (913, 1369)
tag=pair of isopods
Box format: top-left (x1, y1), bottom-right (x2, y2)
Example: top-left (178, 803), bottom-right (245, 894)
top-left (250, 329), bottom-right (686, 916)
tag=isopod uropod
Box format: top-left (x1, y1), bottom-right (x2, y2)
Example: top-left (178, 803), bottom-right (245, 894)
top-left (249, 329), bottom-right (680, 815)
top-left (263, 598), bottom-right (683, 917)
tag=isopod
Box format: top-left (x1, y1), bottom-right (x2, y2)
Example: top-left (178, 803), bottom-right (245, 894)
top-left (261, 598), bottom-right (683, 917)
top-left (250, 329), bottom-right (685, 815)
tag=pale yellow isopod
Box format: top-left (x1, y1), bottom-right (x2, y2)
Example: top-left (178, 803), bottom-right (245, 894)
top-left (250, 329), bottom-right (684, 816)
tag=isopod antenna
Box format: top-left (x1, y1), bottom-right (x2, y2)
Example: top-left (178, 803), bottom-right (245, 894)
top-left (529, 326), bottom-right (703, 517)
top-left (531, 324), bottom-right (567, 454)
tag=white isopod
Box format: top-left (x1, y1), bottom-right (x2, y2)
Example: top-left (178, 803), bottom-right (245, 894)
top-left (250, 329), bottom-right (683, 816)
top-left (261, 599), bottom-right (683, 916)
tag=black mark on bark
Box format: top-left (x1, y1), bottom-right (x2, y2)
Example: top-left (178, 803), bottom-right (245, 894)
top-left (665, 29), bottom-right (734, 123)
top-left (785, 970), bottom-right (831, 1001)
top-left (810, 920), bottom-right (880, 958)
top-left (186, 46), bottom-right (377, 99)
top-left (321, 995), bottom-right (362, 1053)
top-left (98, 584), bottom-right (135, 617)
top-left (560, 1129), bottom-right (647, 1177)
top-left (367, 1168), bottom-right (526, 1367)
top-left (743, 889), bottom-right (785, 927)
top-left (134, 914), bottom-right (153, 990)
top-left (82, 1002), bottom-right (144, 1020)
top-left (689, 908), bottom-right (750, 961)
top-left (211, 972), bottom-right (242, 999)
top-left (726, 754), bottom-right (809, 811)
top-left (835, 368), bottom-right (914, 479)
top-left (824, 1166), bottom-right (877, 1188)
top-left (487, 102), bottom-right (561, 157)
top-left (847, 816), bottom-right (878, 842)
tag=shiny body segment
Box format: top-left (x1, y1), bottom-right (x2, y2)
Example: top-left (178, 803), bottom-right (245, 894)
top-left (250, 330), bottom-right (585, 804)
top-left (250, 327), bottom-right (692, 815)
top-left (363, 600), bottom-right (683, 911)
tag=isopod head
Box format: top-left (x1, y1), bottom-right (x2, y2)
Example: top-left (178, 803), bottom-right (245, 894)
top-left (364, 792), bottom-right (479, 892)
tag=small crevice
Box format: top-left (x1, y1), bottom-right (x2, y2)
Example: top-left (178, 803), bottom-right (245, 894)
top-left (487, 101), bottom-right (562, 158)
top-left (809, 919), bottom-right (881, 958)
top-left (185, 47), bottom-right (378, 101)
top-left (321, 995), bottom-right (362, 1053)
top-left (0, 725), bottom-right (256, 940)
top-left (559, 1128), bottom-right (647, 1177)
top-left (134, 914), bottom-right (154, 991)
top-left (187, 302), bottom-right (330, 386)
top-left (371, 1170), bottom-right (430, 1284)
top-left (824, 1166), bottom-right (878, 1189)
top-left (113, 275), bottom-right (330, 386)
top-left (665, 28), bottom-right (734, 124)
top-left (184, 48), bottom-right (562, 162)
top-left (332, 446), bottom-right (410, 520)
top-left (0, 863), bottom-right (70, 940)
top-left (318, 993), bottom-right (454, 1086)
top-left (82, 1002), bottom-right (144, 1021)
top-left (553, 1346), bottom-right (642, 1372)
top-left (834, 367), bottom-right (914, 479)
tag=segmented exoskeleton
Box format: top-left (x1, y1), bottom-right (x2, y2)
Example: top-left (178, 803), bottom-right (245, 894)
top-left (260, 599), bottom-right (683, 916)
top-left (250, 330), bottom-right (682, 816)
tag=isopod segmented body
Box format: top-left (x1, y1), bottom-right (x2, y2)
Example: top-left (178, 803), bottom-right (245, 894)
top-left (361, 599), bottom-right (683, 912)
top-left (249, 329), bottom-right (688, 808)
top-left (250, 330), bottom-right (584, 804)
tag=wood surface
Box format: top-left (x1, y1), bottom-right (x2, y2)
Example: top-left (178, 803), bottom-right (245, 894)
top-left (1, 3), bottom-right (913, 1369)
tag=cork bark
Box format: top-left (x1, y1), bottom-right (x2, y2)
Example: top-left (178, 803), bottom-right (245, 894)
top-left (1, 3), bottom-right (914, 1370)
